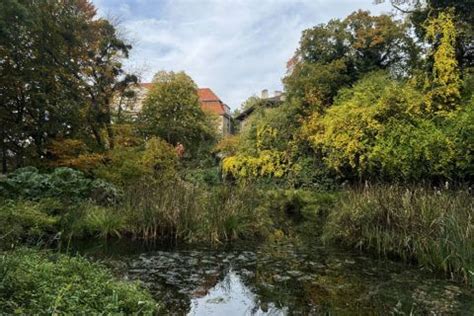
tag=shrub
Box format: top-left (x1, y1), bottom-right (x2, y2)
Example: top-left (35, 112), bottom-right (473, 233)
top-left (181, 166), bottom-right (221, 186)
top-left (302, 71), bottom-right (474, 182)
top-left (213, 135), bottom-right (241, 156)
top-left (369, 118), bottom-right (456, 180)
top-left (95, 137), bottom-right (177, 187)
top-left (302, 71), bottom-right (423, 179)
top-left (322, 185), bottom-right (474, 285)
top-left (0, 248), bottom-right (158, 314)
top-left (0, 167), bottom-right (119, 204)
top-left (47, 138), bottom-right (105, 174)
top-left (0, 200), bottom-right (58, 246)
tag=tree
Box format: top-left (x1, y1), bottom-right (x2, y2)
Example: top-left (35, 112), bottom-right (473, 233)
top-left (139, 71), bottom-right (216, 154)
top-left (284, 10), bottom-right (416, 112)
top-left (301, 70), bottom-right (471, 182)
top-left (77, 19), bottom-right (137, 149)
top-left (378, 0), bottom-right (474, 71)
top-left (0, 0), bottom-right (96, 171)
top-left (424, 9), bottom-right (461, 111)
top-left (0, 0), bottom-right (134, 172)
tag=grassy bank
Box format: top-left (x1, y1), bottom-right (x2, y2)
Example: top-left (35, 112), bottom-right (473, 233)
top-left (321, 185), bottom-right (474, 286)
top-left (0, 248), bottom-right (158, 314)
top-left (1, 168), bottom-right (472, 286)
top-left (0, 167), bottom-right (272, 246)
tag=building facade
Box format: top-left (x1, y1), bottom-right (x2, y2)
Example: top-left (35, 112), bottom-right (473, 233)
top-left (197, 88), bottom-right (232, 136)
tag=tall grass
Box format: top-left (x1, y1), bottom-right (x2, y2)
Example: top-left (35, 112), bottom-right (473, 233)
top-left (77, 179), bottom-right (271, 244)
top-left (322, 185), bottom-right (474, 285)
top-left (120, 179), bottom-right (204, 241)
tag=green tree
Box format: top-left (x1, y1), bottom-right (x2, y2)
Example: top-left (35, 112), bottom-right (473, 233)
top-left (302, 71), bottom-right (472, 182)
top-left (0, 0), bottom-right (134, 172)
top-left (379, 0), bottom-right (473, 71)
top-left (139, 71), bottom-right (216, 154)
top-left (78, 19), bottom-right (137, 149)
top-left (284, 10), bottom-right (416, 112)
top-left (301, 72), bottom-right (424, 180)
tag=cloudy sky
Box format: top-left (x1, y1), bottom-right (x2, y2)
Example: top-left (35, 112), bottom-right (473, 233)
top-left (92, 0), bottom-right (393, 109)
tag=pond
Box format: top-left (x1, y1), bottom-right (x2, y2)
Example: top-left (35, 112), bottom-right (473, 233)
top-left (71, 239), bottom-right (474, 315)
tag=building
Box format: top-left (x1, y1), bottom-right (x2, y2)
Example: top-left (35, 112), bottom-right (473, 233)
top-left (115, 83), bottom-right (232, 137)
top-left (197, 88), bottom-right (232, 136)
top-left (235, 89), bottom-right (285, 131)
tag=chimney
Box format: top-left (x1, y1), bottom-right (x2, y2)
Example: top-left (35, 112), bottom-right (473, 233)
top-left (261, 89), bottom-right (269, 99)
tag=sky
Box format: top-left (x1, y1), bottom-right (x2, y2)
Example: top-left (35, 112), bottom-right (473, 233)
top-left (92, 0), bottom-right (394, 110)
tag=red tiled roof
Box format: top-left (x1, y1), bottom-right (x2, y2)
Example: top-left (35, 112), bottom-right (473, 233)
top-left (140, 83), bottom-right (154, 89)
top-left (197, 88), bottom-right (220, 102)
top-left (140, 84), bottom-right (227, 116)
top-left (201, 101), bottom-right (225, 115)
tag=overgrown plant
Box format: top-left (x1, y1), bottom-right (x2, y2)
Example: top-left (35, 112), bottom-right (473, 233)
top-left (0, 248), bottom-right (158, 314)
top-left (119, 179), bottom-right (271, 243)
top-left (322, 185), bottom-right (474, 285)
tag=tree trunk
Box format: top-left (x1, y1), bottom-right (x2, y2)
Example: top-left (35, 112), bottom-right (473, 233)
top-left (1, 130), bottom-right (7, 174)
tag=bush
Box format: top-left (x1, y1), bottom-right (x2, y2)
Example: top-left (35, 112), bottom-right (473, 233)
top-left (0, 167), bottom-right (119, 204)
top-left (0, 200), bottom-right (58, 246)
top-left (0, 248), bottom-right (158, 314)
top-left (181, 166), bottom-right (221, 186)
top-left (302, 71), bottom-right (474, 182)
top-left (370, 118), bottom-right (456, 180)
top-left (47, 138), bottom-right (105, 174)
top-left (95, 137), bottom-right (177, 187)
top-left (322, 185), bottom-right (474, 285)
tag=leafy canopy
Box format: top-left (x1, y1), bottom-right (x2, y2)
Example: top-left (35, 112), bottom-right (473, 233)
top-left (139, 71), bottom-right (216, 155)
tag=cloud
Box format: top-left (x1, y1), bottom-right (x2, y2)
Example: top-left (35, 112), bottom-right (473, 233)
top-left (92, 0), bottom-right (393, 109)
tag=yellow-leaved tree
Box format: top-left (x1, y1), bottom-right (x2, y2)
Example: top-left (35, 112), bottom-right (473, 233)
top-left (424, 9), bottom-right (461, 112)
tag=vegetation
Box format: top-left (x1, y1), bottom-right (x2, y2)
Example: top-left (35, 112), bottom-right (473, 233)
top-left (0, 248), bottom-right (158, 314)
top-left (139, 71), bottom-right (217, 155)
top-left (322, 185), bottom-right (474, 286)
top-left (0, 0), bottom-right (473, 313)
top-left (222, 5), bottom-right (473, 285)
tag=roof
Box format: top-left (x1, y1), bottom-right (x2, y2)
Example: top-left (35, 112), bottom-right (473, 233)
top-left (197, 88), bottom-right (220, 102)
top-left (235, 96), bottom-right (284, 121)
top-left (235, 105), bottom-right (256, 121)
top-left (140, 83), bottom-right (229, 116)
top-left (198, 88), bottom-right (230, 116)
top-left (139, 83), bottom-right (154, 89)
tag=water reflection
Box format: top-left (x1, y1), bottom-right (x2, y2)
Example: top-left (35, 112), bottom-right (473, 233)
top-left (71, 239), bottom-right (474, 315)
top-left (189, 270), bottom-right (285, 316)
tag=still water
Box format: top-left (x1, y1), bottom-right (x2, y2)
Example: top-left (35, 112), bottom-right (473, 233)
top-left (72, 239), bottom-right (474, 315)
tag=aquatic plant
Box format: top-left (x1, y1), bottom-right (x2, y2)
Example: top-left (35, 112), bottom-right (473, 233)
top-left (86, 179), bottom-right (271, 243)
top-left (322, 185), bottom-right (474, 285)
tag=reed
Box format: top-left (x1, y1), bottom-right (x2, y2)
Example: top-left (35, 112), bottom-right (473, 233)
top-left (118, 179), bottom-right (270, 243)
top-left (322, 185), bottom-right (474, 285)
